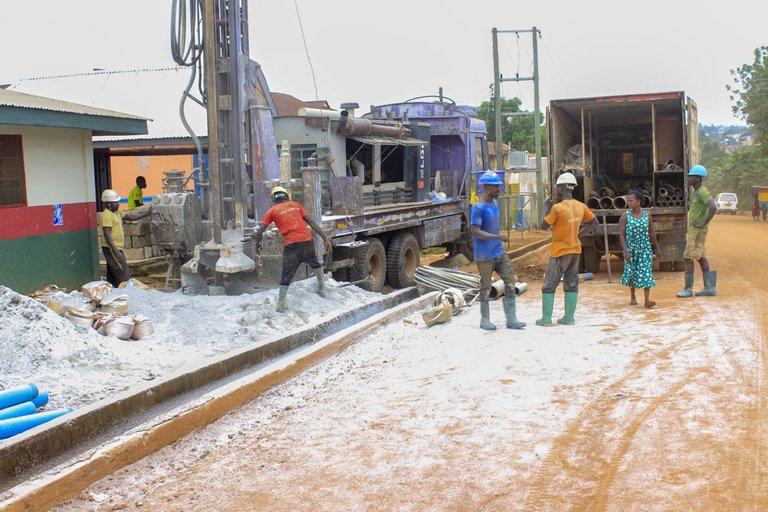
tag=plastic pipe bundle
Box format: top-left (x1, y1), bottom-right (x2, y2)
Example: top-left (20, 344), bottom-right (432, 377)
top-left (0, 402), bottom-right (37, 421)
top-left (0, 384), bottom-right (39, 410)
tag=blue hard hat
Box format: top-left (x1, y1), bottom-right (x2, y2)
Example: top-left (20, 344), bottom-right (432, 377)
top-left (688, 164), bottom-right (707, 177)
top-left (478, 171), bottom-right (502, 186)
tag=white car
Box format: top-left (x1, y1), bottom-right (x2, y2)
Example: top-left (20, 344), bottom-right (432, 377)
top-left (716, 192), bottom-right (738, 214)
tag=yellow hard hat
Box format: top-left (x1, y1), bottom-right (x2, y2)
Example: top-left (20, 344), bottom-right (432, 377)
top-left (271, 186), bottom-right (290, 202)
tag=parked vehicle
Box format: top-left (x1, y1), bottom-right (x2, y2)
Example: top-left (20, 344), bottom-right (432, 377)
top-left (547, 91), bottom-right (699, 272)
top-left (715, 193), bottom-right (738, 214)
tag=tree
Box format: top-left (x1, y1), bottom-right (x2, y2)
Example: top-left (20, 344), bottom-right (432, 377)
top-left (728, 46), bottom-right (768, 149)
top-left (477, 96), bottom-right (547, 155)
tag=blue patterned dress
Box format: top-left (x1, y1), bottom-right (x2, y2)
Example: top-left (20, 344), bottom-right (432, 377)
top-left (621, 210), bottom-right (655, 288)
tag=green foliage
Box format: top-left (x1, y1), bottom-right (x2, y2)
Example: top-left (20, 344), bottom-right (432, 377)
top-left (728, 46), bottom-right (768, 149)
top-left (477, 96), bottom-right (547, 155)
top-left (700, 133), bottom-right (768, 209)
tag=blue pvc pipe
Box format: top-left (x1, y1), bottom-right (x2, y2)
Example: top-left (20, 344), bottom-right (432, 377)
top-left (31, 392), bottom-right (49, 408)
top-left (0, 384), bottom-right (39, 410)
top-left (0, 408), bottom-right (73, 440)
top-left (0, 402), bottom-right (37, 421)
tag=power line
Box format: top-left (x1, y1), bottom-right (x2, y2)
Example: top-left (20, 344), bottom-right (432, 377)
top-left (293, 0), bottom-right (319, 101)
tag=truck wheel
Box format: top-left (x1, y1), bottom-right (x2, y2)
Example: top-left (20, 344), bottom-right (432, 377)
top-left (350, 238), bottom-right (387, 292)
top-left (582, 247), bottom-right (600, 273)
top-left (386, 232), bottom-right (420, 288)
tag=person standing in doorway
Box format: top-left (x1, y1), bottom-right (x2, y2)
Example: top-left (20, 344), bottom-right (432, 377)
top-left (127, 176), bottom-right (147, 210)
top-left (677, 164), bottom-right (718, 297)
top-left (469, 171), bottom-right (526, 331)
top-left (619, 190), bottom-right (662, 308)
top-left (100, 189), bottom-right (152, 286)
top-left (537, 171), bottom-right (598, 326)
top-left (253, 186), bottom-right (331, 313)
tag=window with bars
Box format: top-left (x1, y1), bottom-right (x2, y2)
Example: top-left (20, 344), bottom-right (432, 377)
top-left (0, 135), bottom-right (27, 207)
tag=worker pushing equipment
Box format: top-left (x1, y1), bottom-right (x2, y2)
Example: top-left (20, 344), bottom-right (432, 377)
top-left (469, 171), bottom-right (526, 331)
top-left (253, 187), bottom-right (332, 312)
top-left (100, 189), bottom-right (153, 287)
top-left (537, 171), bottom-right (598, 326)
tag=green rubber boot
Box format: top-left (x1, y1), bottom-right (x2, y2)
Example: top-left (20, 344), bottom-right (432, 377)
top-left (535, 292), bottom-right (555, 327)
top-left (314, 267), bottom-right (327, 298)
top-left (694, 270), bottom-right (717, 297)
top-left (558, 291), bottom-right (578, 325)
top-left (276, 285), bottom-right (288, 312)
top-left (480, 301), bottom-right (497, 330)
top-left (503, 295), bottom-right (526, 329)
top-left (676, 272), bottom-right (694, 298)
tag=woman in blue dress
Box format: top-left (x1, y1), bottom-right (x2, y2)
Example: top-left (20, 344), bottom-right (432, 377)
top-left (619, 190), bottom-right (662, 308)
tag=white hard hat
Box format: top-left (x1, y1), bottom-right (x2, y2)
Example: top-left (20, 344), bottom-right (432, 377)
top-left (101, 189), bottom-right (121, 202)
top-left (556, 172), bottom-right (578, 187)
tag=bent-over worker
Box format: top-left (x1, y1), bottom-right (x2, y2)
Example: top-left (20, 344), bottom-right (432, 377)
top-left (470, 171), bottom-right (526, 330)
top-left (100, 189), bottom-right (152, 287)
top-left (537, 171), bottom-right (598, 326)
top-left (253, 186), bottom-right (331, 313)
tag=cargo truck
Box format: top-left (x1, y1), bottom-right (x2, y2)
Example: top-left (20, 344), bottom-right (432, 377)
top-left (546, 91), bottom-right (699, 272)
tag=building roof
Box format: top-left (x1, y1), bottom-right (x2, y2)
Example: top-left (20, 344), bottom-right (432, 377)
top-left (272, 92), bottom-right (330, 117)
top-left (0, 88), bottom-right (148, 136)
top-left (8, 69), bottom-right (331, 150)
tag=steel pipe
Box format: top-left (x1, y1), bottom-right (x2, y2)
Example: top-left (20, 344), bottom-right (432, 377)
top-left (587, 197), bottom-right (601, 209)
top-left (613, 195), bottom-right (629, 209)
top-left (600, 197), bottom-right (614, 209)
top-left (338, 111), bottom-right (407, 137)
top-left (598, 187), bottom-right (614, 198)
top-left (642, 195), bottom-right (652, 208)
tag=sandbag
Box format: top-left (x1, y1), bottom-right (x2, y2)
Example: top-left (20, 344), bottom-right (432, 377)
top-left (62, 308), bottom-right (94, 329)
top-left (100, 293), bottom-right (129, 314)
top-left (131, 315), bottom-right (155, 340)
top-left (422, 300), bottom-right (453, 327)
top-left (437, 288), bottom-right (465, 315)
top-left (102, 316), bottom-right (135, 340)
top-left (81, 281), bottom-right (113, 304)
top-left (118, 278), bottom-right (148, 290)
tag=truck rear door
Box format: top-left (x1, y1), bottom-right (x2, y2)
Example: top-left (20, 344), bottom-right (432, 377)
top-left (687, 97), bottom-right (699, 166)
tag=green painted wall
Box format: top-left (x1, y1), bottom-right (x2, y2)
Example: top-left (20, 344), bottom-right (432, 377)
top-left (0, 229), bottom-right (99, 294)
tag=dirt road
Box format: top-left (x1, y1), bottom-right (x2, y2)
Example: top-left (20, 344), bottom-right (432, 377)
top-left (55, 215), bottom-right (768, 512)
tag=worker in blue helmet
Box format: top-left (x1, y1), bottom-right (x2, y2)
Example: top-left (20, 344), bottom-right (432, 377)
top-left (469, 170), bottom-right (526, 330)
top-left (677, 164), bottom-right (718, 297)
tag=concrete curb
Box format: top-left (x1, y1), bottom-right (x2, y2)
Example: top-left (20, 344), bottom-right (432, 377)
top-left (0, 290), bottom-right (438, 512)
top-left (0, 287), bottom-right (422, 498)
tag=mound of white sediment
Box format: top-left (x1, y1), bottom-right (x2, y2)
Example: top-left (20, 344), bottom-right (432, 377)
top-left (0, 281), bottom-right (381, 409)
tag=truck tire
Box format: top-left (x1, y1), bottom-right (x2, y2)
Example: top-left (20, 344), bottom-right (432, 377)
top-left (386, 232), bottom-right (420, 289)
top-left (350, 238), bottom-right (387, 292)
top-left (582, 247), bottom-right (600, 274)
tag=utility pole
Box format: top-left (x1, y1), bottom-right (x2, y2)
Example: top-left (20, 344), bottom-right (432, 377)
top-left (492, 28), bottom-right (502, 155)
top-left (491, 27), bottom-right (545, 228)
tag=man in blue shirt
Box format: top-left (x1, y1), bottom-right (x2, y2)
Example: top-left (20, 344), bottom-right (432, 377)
top-left (469, 171), bottom-right (526, 330)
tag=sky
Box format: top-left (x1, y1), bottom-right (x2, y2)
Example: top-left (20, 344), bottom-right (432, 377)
top-left (2, 0), bottom-right (766, 126)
